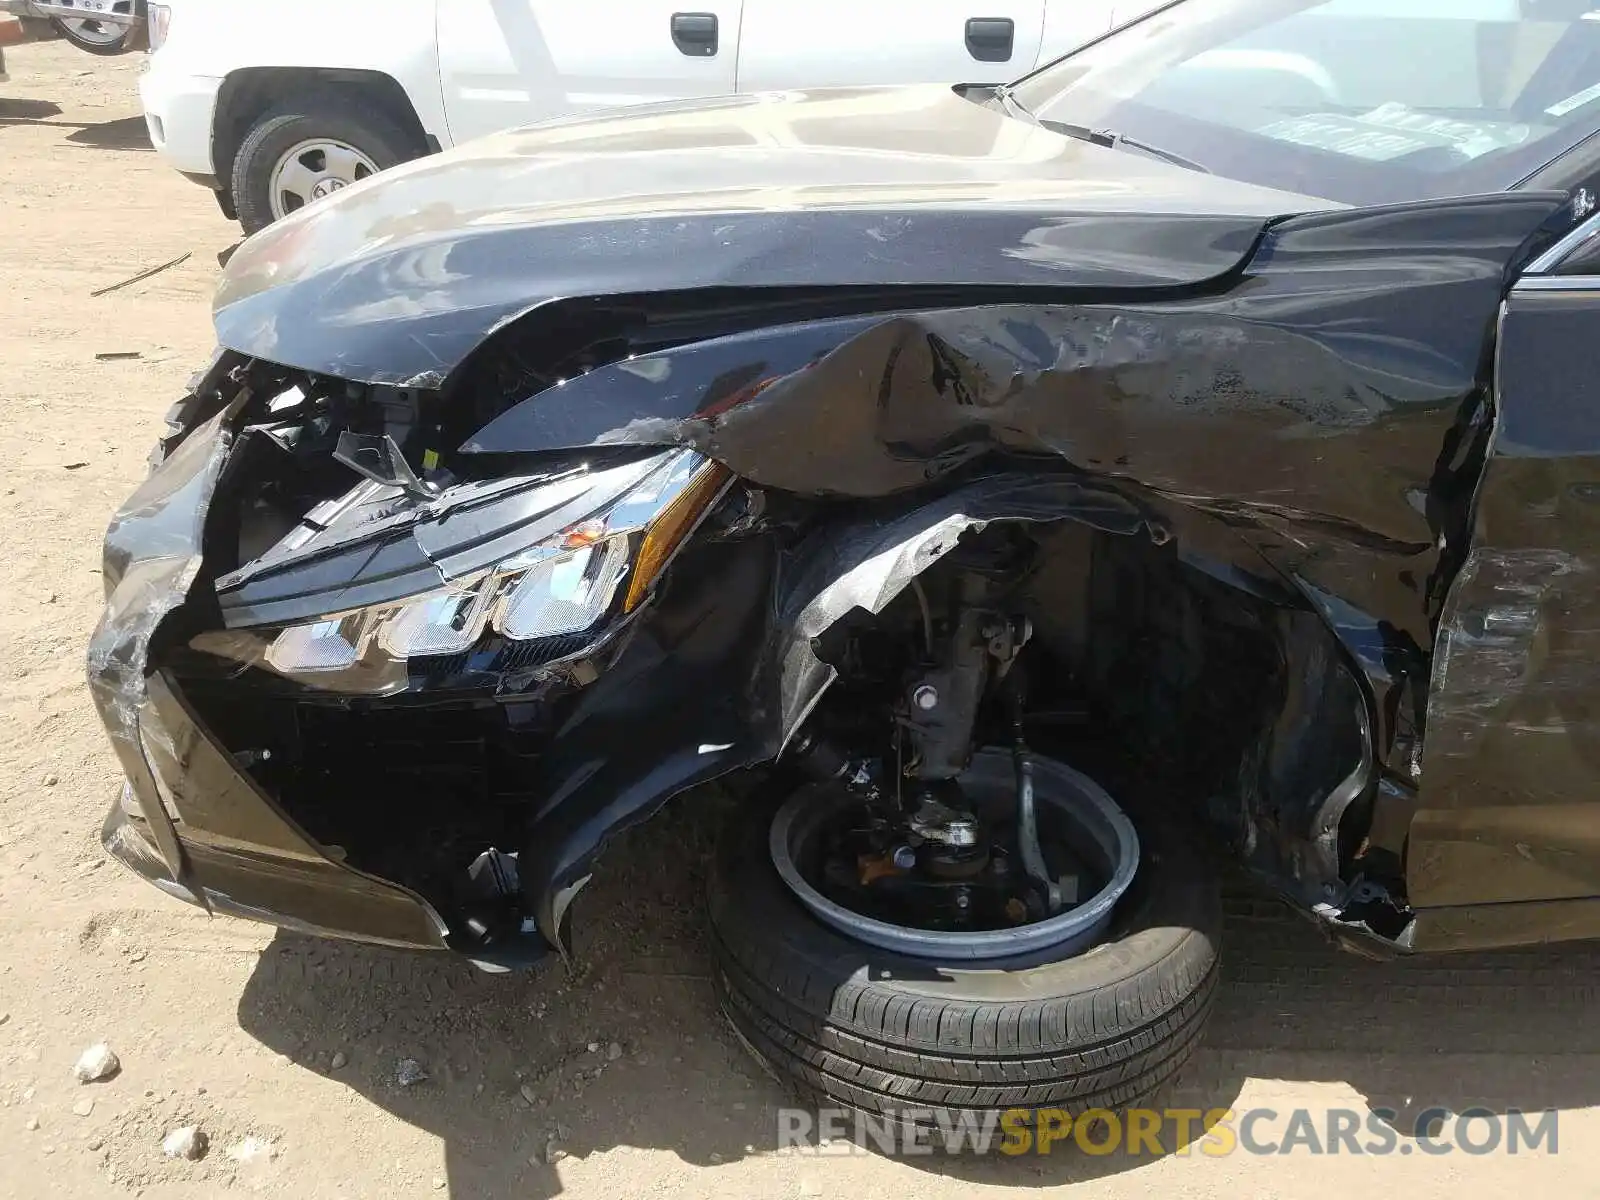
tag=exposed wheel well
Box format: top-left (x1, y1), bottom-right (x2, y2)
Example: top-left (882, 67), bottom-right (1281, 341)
top-left (212, 68), bottom-right (430, 190)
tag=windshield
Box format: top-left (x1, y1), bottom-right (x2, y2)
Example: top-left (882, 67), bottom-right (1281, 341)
top-left (1008, 0), bottom-right (1600, 204)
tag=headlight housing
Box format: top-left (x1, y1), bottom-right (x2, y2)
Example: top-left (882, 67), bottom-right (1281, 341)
top-left (202, 449), bottom-right (728, 693)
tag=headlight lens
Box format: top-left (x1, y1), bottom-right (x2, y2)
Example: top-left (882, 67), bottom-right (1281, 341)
top-left (499, 536), bottom-right (632, 641)
top-left (377, 583), bottom-right (495, 659)
top-left (255, 450), bottom-right (728, 685)
top-left (267, 618), bottom-right (362, 673)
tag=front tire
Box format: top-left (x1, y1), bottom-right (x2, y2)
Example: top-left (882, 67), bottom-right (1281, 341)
top-left (708, 781), bottom-right (1221, 1144)
top-left (230, 98), bottom-right (422, 235)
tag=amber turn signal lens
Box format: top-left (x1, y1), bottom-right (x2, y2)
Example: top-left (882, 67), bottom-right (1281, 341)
top-left (623, 461), bottom-right (731, 612)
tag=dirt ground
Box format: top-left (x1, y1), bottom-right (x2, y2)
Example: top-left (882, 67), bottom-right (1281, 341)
top-left (3, 40), bottom-right (1600, 1200)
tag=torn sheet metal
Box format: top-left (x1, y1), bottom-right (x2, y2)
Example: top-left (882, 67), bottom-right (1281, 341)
top-left (480, 192), bottom-right (1567, 949)
top-left (89, 401), bottom-right (243, 889)
top-left (514, 531), bottom-right (780, 948)
top-left (766, 474), bottom-right (1154, 750)
top-left (474, 191), bottom-right (1567, 784)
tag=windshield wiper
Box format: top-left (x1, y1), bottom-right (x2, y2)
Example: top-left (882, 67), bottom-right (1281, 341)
top-left (1051, 120), bottom-right (1213, 174)
top-left (1095, 130), bottom-right (1212, 175)
top-left (991, 85), bottom-right (1210, 175)
top-left (1042, 119), bottom-right (1212, 174)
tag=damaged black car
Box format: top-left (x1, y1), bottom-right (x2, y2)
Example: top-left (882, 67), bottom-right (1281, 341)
top-left (90, 0), bottom-right (1600, 1136)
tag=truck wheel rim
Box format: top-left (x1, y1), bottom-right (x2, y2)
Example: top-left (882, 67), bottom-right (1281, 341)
top-left (54, 0), bottom-right (130, 46)
top-left (58, 18), bottom-right (124, 46)
top-left (269, 139), bottom-right (379, 220)
top-left (769, 748), bottom-right (1141, 961)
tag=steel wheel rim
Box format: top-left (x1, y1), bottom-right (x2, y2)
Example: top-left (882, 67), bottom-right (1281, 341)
top-left (62, 21), bottom-right (123, 45)
top-left (268, 138), bottom-right (380, 220)
top-left (59, 17), bottom-right (124, 45)
top-left (55, 0), bottom-right (128, 45)
top-left (769, 748), bottom-right (1140, 961)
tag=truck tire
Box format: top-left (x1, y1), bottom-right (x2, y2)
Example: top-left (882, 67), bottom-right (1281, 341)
top-left (707, 785), bottom-right (1221, 1146)
top-left (231, 98), bottom-right (422, 235)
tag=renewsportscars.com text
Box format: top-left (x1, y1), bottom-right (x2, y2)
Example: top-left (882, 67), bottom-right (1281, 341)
top-left (776, 1106), bottom-right (1559, 1157)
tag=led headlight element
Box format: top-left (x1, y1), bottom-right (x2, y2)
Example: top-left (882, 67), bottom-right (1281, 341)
top-left (500, 537), bottom-right (632, 641)
top-left (266, 618), bottom-right (361, 673)
top-left (257, 449), bottom-right (729, 684)
top-left (378, 584), bottom-right (495, 659)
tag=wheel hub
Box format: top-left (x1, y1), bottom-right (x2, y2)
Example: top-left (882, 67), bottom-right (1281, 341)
top-left (770, 748), bottom-right (1140, 961)
top-left (269, 139), bottom-right (379, 219)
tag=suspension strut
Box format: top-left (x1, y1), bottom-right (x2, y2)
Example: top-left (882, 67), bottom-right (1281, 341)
top-left (794, 557), bottom-right (1071, 915)
top-left (1010, 680), bottom-right (1065, 914)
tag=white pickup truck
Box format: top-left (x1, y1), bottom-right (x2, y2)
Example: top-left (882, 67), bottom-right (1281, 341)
top-left (136, 0), bottom-right (1166, 233)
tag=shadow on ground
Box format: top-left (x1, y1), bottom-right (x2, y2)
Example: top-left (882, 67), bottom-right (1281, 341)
top-left (0, 97), bottom-right (62, 122)
top-left (238, 798), bottom-right (1600, 1196)
top-left (0, 102), bottom-right (148, 150)
top-left (66, 114), bottom-right (150, 150)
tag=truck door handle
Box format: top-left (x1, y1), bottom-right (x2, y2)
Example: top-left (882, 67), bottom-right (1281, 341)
top-left (965, 16), bottom-right (1015, 62)
top-left (671, 12), bottom-right (719, 56)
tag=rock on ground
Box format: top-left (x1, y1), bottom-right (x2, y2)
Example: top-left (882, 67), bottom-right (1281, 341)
top-left (162, 1125), bottom-right (208, 1161)
top-left (72, 1042), bottom-right (119, 1083)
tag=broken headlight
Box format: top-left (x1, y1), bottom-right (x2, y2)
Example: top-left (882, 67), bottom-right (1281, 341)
top-left (264, 536), bottom-right (635, 674)
top-left (217, 449), bottom-right (728, 692)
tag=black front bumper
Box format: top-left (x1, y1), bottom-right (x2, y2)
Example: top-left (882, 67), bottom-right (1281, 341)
top-left (98, 672), bottom-right (451, 950)
top-left (88, 395), bottom-right (450, 951)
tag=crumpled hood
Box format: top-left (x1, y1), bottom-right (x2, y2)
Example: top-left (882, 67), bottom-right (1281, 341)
top-left (212, 84), bottom-right (1333, 385)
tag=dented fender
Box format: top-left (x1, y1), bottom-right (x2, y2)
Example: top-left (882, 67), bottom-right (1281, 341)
top-left (496, 192), bottom-right (1568, 946)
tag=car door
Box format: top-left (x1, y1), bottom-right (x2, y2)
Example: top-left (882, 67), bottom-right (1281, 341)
top-left (436, 0), bottom-right (743, 146)
top-left (734, 0), bottom-right (1045, 92)
top-left (1410, 207), bottom-right (1600, 923)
